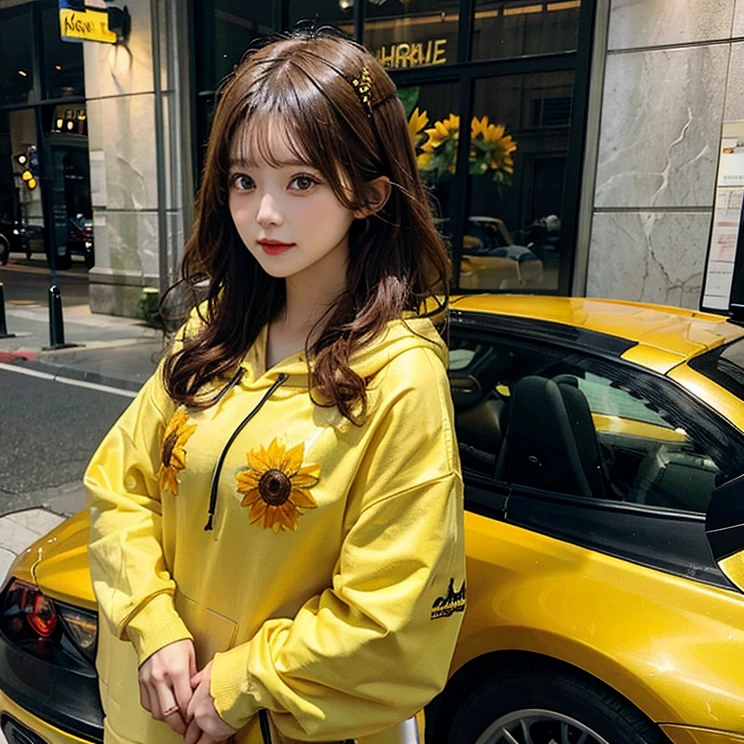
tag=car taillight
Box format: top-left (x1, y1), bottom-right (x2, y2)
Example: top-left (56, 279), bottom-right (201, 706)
top-left (26, 591), bottom-right (57, 637)
top-left (0, 578), bottom-right (98, 666)
top-left (1, 579), bottom-right (59, 640)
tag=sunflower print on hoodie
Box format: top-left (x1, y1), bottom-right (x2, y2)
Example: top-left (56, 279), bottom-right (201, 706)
top-left (159, 406), bottom-right (197, 496)
top-left (236, 438), bottom-right (319, 532)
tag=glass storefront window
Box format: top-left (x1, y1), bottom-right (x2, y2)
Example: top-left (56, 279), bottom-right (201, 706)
top-left (472, 0), bottom-right (581, 61)
top-left (41, 2), bottom-right (85, 99)
top-left (288, 0), bottom-right (354, 33)
top-left (0, 6), bottom-right (36, 106)
top-left (400, 81), bottom-right (459, 232)
top-left (458, 71), bottom-right (574, 291)
top-left (5, 109), bottom-right (45, 240)
top-left (41, 3), bottom-right (85, 98)
top-left (197, 1), bottom-right (274, 93)
top-left (365, 0), bottom-right (459, 71)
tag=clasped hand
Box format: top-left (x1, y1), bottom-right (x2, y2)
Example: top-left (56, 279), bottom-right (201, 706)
top-left (138, 639), bottom-right (237, 743)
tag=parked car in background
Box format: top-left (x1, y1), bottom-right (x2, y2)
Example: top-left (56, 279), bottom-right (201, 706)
top-left (0, 215), bottom-right (94, 270)
top-left (459, 216), bottom-right (543, 289)
top-left (4, 297), bottom-right (744, 744)
top-left (63, 214), bottom-right (95, 269)
top-left (0, 218), bottom-right (32, 265)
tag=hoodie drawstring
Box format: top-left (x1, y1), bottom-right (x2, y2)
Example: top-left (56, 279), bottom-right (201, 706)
top-left (204, 373), bottom-right (289, 531)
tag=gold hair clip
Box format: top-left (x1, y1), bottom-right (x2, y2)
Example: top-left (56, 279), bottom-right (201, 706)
top-left (350, 67), bottom-right (373, 116)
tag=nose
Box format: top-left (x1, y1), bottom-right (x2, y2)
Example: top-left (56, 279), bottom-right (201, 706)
top-left (256, 192), bottom-right (283, 228)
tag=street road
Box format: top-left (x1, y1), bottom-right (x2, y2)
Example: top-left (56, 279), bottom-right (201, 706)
top-left (0, 368), bottom-right (129, 515)
top-left (0, 255), bottom-right (89, 308)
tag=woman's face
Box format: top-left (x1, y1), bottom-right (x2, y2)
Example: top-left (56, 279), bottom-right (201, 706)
top-left (227, 119), bottom-right (356, 281)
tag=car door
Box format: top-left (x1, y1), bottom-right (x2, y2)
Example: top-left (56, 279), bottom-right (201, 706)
top-left (449, 316), bottom-right (744, 588)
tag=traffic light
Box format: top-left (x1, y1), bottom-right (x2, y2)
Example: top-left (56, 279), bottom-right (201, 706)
top-left (15, 146), bottom-right (38, 190)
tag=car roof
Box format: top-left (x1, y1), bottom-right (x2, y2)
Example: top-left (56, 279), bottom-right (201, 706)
top-left (451, 295), bottom-right (744, 370)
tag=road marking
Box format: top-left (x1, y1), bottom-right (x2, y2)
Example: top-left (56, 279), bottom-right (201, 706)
top-left (57, 376), bottom-right (137, 398)
top-left (0, 362), bottom-right (137, 398)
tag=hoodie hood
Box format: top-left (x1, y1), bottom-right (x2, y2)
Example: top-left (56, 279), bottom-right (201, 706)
top-left (237, 315), bottom-right (448, 388)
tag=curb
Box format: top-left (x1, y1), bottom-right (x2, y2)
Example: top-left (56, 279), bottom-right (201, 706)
top-left (11, 357), bottom-right (145, 393)
top-left (0, 350), bottom-right (38, 363)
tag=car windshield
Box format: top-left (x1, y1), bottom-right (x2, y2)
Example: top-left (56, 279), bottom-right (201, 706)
top-left (689, 337), bottom-right (744, 399)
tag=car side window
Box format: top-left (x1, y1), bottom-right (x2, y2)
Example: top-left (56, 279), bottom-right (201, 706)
top-left (449, 332), bottom-right (736, 514)
top-left (574, 372), bottom-right (721, 512)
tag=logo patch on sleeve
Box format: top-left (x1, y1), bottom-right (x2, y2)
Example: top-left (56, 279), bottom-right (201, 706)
top-left (431, 578), bottom-right (466, 620)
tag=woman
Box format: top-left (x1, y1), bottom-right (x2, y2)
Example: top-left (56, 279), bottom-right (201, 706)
top-left (86, 28), bottom-right (465, 744)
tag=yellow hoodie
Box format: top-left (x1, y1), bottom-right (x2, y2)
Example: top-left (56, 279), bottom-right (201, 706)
top-left (86, 314), bottom-right (465, 744)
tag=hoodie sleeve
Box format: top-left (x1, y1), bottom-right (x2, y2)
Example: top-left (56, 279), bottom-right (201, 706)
top-left (209, 347), bottom-right (465, 740)
top-left (85, 362), bottom-right (193, 665)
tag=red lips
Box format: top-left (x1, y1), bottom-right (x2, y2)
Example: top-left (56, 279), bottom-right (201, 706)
top-left (258, 239), bottom-right (295, 256)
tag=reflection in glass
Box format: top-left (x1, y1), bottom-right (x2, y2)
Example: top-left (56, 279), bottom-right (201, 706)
top-left (289, 0), bottom-right (354, 33)
top-left (196, 2), bottom-right (274, 93)
top-left (6, 110), bottom-right (45, 248)
top-left (0, 6), bottom-right (36, 105)
top-left (400, 82), bottom-right (459, 227)
top-left (365, 0), bottom-right (458, 71)
top-left (195, 2), bottom-right (276, 177)
top-left (472, 0), bottom-right (581, 61)
top-left (460, 71), bottom-right (574, 291)
top-left (41, 4), bottom-right (85, 99)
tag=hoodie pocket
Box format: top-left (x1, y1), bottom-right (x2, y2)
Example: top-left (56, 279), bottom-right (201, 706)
top-left (174, 592), bottom-right (238, 669)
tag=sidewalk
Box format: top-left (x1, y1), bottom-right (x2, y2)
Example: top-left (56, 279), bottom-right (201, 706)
top-left (1, 302), bottom-right (166, 391)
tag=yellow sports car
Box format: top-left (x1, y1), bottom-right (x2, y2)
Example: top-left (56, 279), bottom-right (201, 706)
top-left (4, 296), bottom-right (744, 744)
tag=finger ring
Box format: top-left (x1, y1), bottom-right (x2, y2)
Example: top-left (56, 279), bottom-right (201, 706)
top-left (162, 705), bottom-right (180, 717)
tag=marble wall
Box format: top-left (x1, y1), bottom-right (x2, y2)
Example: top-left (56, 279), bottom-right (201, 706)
top-left (84, 0), bottom-right (190, 317)
top-left (585, 0), bottom-right (744, 309)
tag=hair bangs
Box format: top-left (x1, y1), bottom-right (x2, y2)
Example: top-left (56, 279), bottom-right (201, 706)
top-left (230, 111), bottom-right (313, 171)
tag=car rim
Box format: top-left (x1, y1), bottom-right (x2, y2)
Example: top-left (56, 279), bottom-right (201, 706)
top-left (473, 708), bottom-right (612, 744)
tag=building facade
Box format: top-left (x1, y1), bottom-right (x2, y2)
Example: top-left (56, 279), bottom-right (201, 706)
top-left (1, 0), bottom-right (742, 316)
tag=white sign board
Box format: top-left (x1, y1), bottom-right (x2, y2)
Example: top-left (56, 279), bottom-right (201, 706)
top-left (702, 123), bottom-right (744, 312)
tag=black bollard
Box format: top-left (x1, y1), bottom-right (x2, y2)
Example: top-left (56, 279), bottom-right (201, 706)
top-left (48, 284), bottom-right (65, 347)
top-left (42, 284), bottom-right (80, 351)
top-left (0, 282), bottom-right (15, 339)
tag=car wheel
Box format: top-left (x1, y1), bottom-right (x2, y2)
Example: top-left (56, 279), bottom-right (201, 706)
top-left (448, 665), bottom-right (668, 744)
top-left (0, 234), bottom-right (9, 265)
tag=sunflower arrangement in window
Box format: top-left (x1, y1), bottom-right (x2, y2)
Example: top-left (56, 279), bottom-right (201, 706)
top-left (400, 87), bottom-right (517, 187)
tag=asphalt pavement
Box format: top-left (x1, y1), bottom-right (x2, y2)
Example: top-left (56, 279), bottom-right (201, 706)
top-left (0, 256), bottom-right (165, 597)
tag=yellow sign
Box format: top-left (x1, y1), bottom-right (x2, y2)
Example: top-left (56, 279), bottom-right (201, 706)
top-left (59, 8), bottom-right (117, 44)
top-left (376, 39), bottom-right (448, 70)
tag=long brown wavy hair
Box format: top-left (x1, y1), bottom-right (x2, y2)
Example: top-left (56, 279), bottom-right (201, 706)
top-left (164, 27), bottom-right (450, 421)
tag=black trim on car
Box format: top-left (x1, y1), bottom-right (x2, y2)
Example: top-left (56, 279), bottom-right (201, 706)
top-left (706, 473), bottom-right (744, 562)
top-left (0, 629), bottom-right (103, 743)
top-left (450, 310), bottom-right (637, 359)
top-left (505, 489), bottom-right (736, 591)
top-left (461, 476), bottom-right (735, 591)
top-left (688, 337), bottom-right (744, 402)
top-left (463, 475), bottom-right (508, 518)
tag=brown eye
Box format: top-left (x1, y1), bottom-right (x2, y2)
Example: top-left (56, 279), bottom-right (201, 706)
top-left (230, 174), bottom-right (254, 191)
top-left (290, 174), bottom-right (318, 192)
